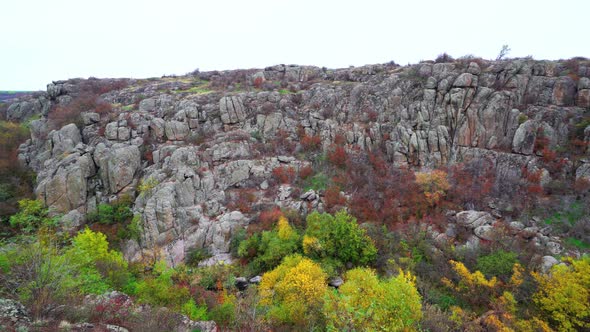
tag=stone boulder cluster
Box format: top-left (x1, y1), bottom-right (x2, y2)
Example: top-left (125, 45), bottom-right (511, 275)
top-left (6, 58), bottom-right (589, 266)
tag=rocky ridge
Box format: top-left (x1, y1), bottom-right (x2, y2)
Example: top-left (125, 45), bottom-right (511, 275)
top-left (6, 58), bottom-right (590, 265)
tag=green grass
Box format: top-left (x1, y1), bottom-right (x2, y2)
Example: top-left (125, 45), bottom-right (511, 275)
top-left (121, 104), bottom-right (135, 111)
top-left (565, 237), bottom-right (590, 250)
top-left (543, 202), bottom-right (585, 226)
top-left (173, 85), bottom-right (214, 95)
top-left (304, 173), bottom-right (329, 192)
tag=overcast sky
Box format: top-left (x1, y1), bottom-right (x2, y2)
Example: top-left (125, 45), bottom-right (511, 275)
top-left (1, 0), bottom-right (588, 91)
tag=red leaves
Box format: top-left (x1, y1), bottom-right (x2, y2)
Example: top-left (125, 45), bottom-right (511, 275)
top-left (301, 134), bottom-right (322, 152)
top-left (272, 166), bottom-right (296, 184)
top-left (327, 145), bottom-right (347, 168)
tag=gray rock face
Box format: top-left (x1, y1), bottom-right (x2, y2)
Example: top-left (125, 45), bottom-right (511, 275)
top-left (36, 152), bottom-right (96, 213)
top-left (249, 275), bottom-right (262, 284)
top-left (164, 120), bottom-right (189, 140)
top-left (10, 58), bottom-right (590, 267)
top-left (220, 96), bottom-right (246, 124)
top-left (6, 97), bottom-right (50, 121)
top-left (49, 123), bottom-right (82, 157)
top-left (455, 211), bottom-right (495, 229)
top-left (94, 144), bottom-right (141, 194)
top-left (328, 277), bottom-right (344, 288)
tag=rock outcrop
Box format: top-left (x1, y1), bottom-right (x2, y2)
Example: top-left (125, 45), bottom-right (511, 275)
top-left (10, 57), bottom-right (590, 265)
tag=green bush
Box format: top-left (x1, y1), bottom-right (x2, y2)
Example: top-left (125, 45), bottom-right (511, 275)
top-left (66, 228), bottom-right (132, 294)
top-left (87, 196), bottom-right (133, 225)
top-left (476, 250), bottom-right (518, 280)
top-left (135, 260), bottom-right (191, 308)
top-left (8, 199), bottom-right (59, 233)
top-left (186, 247), bottom-right (212, 267)
top-left (195, 263), bottom-right (238, 291)
top-left (117, 213), bottom-right (142, 241)
top-left (304, 173), bottom-right (329, 192)
top-left (0, 239), bottom-right (81, 319)
top-left (210, 300), bottom-right (236, 328)
top-left (182, 298), bottom-right (209, 320)
top-left (237, 216), bottom-right (301, 274)
top-left (303, 210), bottom-right (377, 267)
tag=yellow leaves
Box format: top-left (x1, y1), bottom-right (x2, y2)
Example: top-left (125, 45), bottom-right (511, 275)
top-left (324, 268), bottom-right (422, 331)
top-left (445, 260), bottom-right (498, 292)
top-left (532, 257), bottom-right (590, 331)
top-left (415, 169), bottom-right (450, 206)
top-left (302, 235), bottom-right (321, 256)
top-left (509, 263), bottom-right (525, 288)
top-left (277, 216), bottom-right (295, 240)
top-left (258, 254), bottom-right (327, 324)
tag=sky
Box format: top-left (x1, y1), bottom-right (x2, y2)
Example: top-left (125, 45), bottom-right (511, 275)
top-left (1, 0), bottom-right (589, 91)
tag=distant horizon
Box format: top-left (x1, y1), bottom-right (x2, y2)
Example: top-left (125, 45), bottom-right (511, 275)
top-left (2, 0), bottom-right (588, 91)
top-left (3, 54), bottom-right (589, 92)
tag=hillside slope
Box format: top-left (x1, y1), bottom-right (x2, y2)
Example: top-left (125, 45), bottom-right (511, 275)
top-left (4, 58), bottom-right (590, 264)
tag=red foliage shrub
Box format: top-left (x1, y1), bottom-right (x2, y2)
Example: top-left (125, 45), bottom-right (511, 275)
top-left (228, 190), bottom-right (257, 214)
top-left (80, 79), bottom-right (128, 95)
top-left (249, 207), bottom-right (284, 234)
top-left (327, 145), bottom-right (347, 168)
top-left (48, 93), bottom-right (112, 129)
top-left (574, 178), bottom-right (590, 194)
top-left (268, 129), bottom-right (296, 155)
top-left (533, 128), bottom-right (550, 153)
top-left (333, 133), bottom-right (346, 145)
top-left (0, 121), bottom-right (34, 219)
top-left (253, 76), bottom-right (264, 89)
top-left (272, 166), bottom-right (296, 184)
top-left (299, 165), bottom-right (313, 180)
top-left (301, 134), bottom-right (321, 151)
top-left (448, 160), bottom-right (495, 210)
top-left (89, 293), bottom-right (133, 326)
top-left (324, 185), bottom-right (346, 211)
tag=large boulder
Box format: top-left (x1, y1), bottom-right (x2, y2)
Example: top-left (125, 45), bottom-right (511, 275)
top-left (94, 143), bottom-right (141, 194)
top-left (49, 123), bottom-right (82, 157)
top-left (35, 152), bottom-right (96, 213)
top-left (455, 210), bottom-right (495, 229)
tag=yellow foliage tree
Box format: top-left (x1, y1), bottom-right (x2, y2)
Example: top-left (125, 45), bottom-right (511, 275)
top-left (323, 268), bottom-right (422, 331)
top-left (258, 254), bottom-right (327, 327)
top-left (532, 257), bottom-right (590, 331)
top-left (444, 260), bottom-right (550, 331)
top-left (276, 216), bottom-right (295, 240)
top-left (415, 169), bottom-right (450, 206)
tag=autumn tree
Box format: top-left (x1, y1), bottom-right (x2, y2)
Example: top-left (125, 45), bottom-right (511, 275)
top-left (258, 254), bottom-right (327, 328)
top-left (532, 257), bottom-right (590, 331)
top-left (415, 169), bottom-right (450, 207)
top-left (323, 268), bottom-right (422, 331)
top-left (443, 260), bottom-right (550, 331)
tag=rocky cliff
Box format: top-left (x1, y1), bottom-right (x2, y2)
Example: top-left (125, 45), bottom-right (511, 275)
top-left (6, 58), bottom-right (590, 265)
